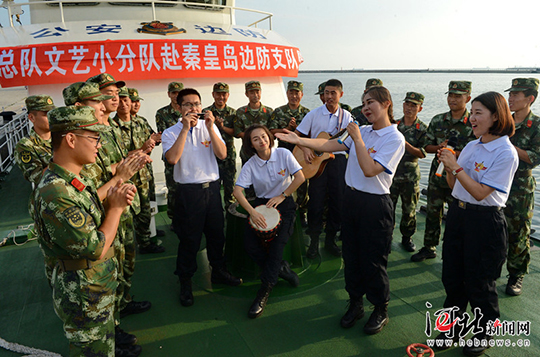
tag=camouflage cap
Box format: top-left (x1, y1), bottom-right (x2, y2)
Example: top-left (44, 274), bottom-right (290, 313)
top-left (87, 73), bottom-right (125, 90)
top-left (26, 95), bottom-right (55, 112)
top-left (315, 81), bottom-right (326, 95)
top-left (128, 88), bottom-right (143, 101)
top-left (213, 82), bottom-right (229, 93)
top-left (404, 91), bottom-right (425, 105)
top-left (365, 78), bottom-right (383, 90)
top-left (446, 81), bottom-right (472, 95)
top-left (245, 80), bottom-right (261, 91)
top-left (63, 82), bottom-right (113, 106)
top-left (504, 78), bottom-right (539, 92)
top-left (168, 82), bottom-right (184, 92)
top-left (48, 106), bottom-right (109, 133)
top-left (287, 80), bottom-right (303, 92)
top-left (118, 86), bottom-right (129, 97)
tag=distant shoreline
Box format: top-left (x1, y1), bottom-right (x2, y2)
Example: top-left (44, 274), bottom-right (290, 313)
top-left (300, 68), bottom-right (540, 74)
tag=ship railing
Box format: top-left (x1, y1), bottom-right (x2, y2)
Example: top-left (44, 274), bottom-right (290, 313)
top-left (0, 111), bottom-right (30, 174)
top-left (2, 0), bottom-right (273, 30)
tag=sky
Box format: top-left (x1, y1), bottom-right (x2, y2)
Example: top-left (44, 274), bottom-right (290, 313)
top-left (1, 1), bottom-right (539, 70)
top-left (236, 0), bottom-right (540, 70)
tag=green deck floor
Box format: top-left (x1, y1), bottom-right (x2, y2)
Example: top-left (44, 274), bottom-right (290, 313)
top-left (1, 165), bottom-right (539, 357)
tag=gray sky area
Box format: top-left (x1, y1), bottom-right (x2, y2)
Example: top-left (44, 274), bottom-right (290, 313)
top-left (1, 0), bottom-right (539, 71)
top-left (236, 0), bottom-right (540, 70)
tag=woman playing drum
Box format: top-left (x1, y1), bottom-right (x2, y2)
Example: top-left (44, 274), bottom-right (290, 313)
top-left (277, 86), bottom-right (405, 335)
top-left (233, 124), bottom-right (305, 319)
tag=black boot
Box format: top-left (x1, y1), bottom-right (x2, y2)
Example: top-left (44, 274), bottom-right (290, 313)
top-left (179, 279), bottom-right (194, 307)
top-left (340, 297), bottom-right (365, 328)
top-left (248, 284), bottom-right (272, 319)
top-left (363, 303), bottom-right (389, 335)
top-left (306, 235), bottom-right (319, 259)
top-left (115, 326), bottom-right (137, 346)
top-left (401, 236), bottom-right (416, 252)
top-left (324, 232), bottom-right (341, 257)
top-left (463, 332), bottom-right (492, 356)
top-left (211, 266), bottom-right (243, 286)
top-left (278, 260), bottom-right (299, 287)
top-left (115, 344), bottom-right (142, 357)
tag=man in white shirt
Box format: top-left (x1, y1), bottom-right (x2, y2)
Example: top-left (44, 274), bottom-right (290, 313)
top-left (162, 88), bottom-right (242, 307)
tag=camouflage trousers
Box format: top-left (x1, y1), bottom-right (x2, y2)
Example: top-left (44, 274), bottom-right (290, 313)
top-left (423, 182), bottom-right (453, 248)
top-left (390, 180), bottom-right (420, 239)
top-left (134, 180), bottom-right (152, 247)
top-left (164, 163), bottom-right (177, 220)
top-left (115, 214), bottom-right (136, 317)
top-left (52, 258), bottom-right (118, 357)
top-left (504, 190), bottom-right (534, 277)
top-left (218, 155), bottom-right (236, 210)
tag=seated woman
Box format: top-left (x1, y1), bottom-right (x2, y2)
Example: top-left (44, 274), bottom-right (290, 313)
top-left (277, 86), bottom-right (405, 335)
top-left (233, 124), bottom-right (305, 319)
top-left (436, 92), bottom-right (518, 356)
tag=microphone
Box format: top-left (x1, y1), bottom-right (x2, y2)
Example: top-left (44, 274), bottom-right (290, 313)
top-left (435, 136), bottom-right (458, 177)
top-left (337, 120), bottom-right (359, 144)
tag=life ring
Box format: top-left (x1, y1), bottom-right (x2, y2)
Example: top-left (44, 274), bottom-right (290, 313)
top-left (406, 343), bottom-right (434, 357)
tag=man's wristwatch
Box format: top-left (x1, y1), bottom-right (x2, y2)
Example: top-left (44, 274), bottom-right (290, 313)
top-left (452, 167), bottom-right (464, 176)
top-left (282, 192), bottom-right (289, 198)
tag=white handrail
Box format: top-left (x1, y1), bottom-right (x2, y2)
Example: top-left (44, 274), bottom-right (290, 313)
top-left (1, 0), bottom-right (273, 29)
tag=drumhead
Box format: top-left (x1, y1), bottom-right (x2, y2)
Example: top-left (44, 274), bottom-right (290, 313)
top-left (250, 205), bottom-right (280, 232)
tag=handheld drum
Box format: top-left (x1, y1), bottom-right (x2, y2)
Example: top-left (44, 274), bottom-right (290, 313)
top-left (249, 205), bottom-right (282, 246)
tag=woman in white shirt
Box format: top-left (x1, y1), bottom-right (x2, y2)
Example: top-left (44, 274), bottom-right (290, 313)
top-left (233, 124), bottom-right (305, 319)
top-left (436, 92), bottom-right (518, 356)
top-left (277, 86), bottom-right (405, 335)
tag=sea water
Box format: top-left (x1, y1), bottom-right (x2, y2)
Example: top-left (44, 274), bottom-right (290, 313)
top-left (284, 72), bottom-right (540, 240)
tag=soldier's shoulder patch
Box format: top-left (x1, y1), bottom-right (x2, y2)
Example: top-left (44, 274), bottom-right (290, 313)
top-left (20, 151), bottom-right (32, 163)
top-left (63, 206), bottom-right (86, 228)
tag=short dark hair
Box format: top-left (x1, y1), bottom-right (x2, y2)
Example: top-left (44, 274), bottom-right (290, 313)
top-left (325, 79), bottom-right (343, 91)
top-left (242, 124), bottom-right (275, 158)
top-left (176, 88), bottom-right (201, 106)
top-left (362, 86), bottom-right (395, 123)
top-left (523, 88), bottom-right (538, 104)
top-left (472, 92), bottom-right (515, 137)
top-left (51, 131), bottom-right (69, 151)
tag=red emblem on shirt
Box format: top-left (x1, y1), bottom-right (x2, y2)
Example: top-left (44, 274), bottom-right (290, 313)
top-left (277, 169), bottom-right (286, 177)
top-left (367, 147), bottom-right (377, 154)
top-left (70, 178), bottom-right (86, 192)
top-left (527, 119), bottom-right (532, 128)
top-left (201, 140), bottom-right (211, 147)
top-left (474, 162), bottom-right (488, 172)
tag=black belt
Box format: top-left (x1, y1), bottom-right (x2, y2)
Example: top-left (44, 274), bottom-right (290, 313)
top-left (455, 200), bottom-right (501, 212)
top-left (180, 180), bottom-right (218, 189)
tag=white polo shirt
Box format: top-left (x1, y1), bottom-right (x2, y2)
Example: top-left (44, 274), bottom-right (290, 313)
top-left (236, 147), bottom-right (302, 199)
top-left (296, 104), bottom-right (352, 155)
top-left (452, 135), bottom-right (518, 207)
top-left (343, 124), bottom-right (405, 195)
top-left (162, 120), bottom-right (224, 184)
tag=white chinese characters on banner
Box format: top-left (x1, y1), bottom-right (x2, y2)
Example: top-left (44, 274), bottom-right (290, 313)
top-left (0, 40), bottom-right (302, 87)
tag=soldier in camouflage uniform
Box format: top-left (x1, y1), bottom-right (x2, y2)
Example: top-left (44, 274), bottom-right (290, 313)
top-left (350, 78), bottom-right (383, 126)
top-left (32, 105), bottom-right (139, 357)
top-left (235, 80), bottom-right (274, 164)
top-left (315, 81), bottom-right (353, 112)
top-left (268, 80), bottom-right (311, 225)
top-left (203, 82), bottom-right (237, 209)
top-left (389, 92), bottom-right (428, 253)
top-left (411, 81), bottom-right (474, 262)
top-left (156, 82), bottom-right (183, 220)
top-left (113, 87), bottom-right (165, 254)
top-left (86, 74), bottom-right (150, 350)
top-left (504, 78), bottom-right (540, 296)
top-left (14, 95), bottom-right (56, 282)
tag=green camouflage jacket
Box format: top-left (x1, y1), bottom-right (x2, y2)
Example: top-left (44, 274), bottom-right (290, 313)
top-left (393, 117), bottom-right (428, 183)
top-left (33, 162), bottom-right (107, 260)
top-left (509, 111), bottom-right (540, 193)
top-left (340, 103), bottom-right (353, 112)
top-left (350, 106), bottom-right (370, 126)
top-left (14, 129), bottom-right (52, 186)
top-left (424, 110), bottom-right (474, 186)
top-left (234, 104), bottom-right (274, 136)
top-left (155, 104), bottom-right (180, 133)
top-left (267, 104), bottom-right (311, 130)
top-left (204, 103), bottom-right (236, 160)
